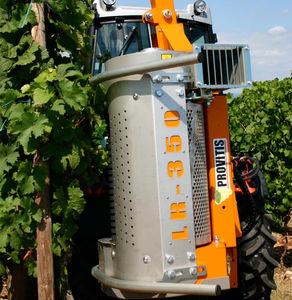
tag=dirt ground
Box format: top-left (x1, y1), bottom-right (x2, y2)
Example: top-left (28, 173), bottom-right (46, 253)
top-left (0, 278), bottom-right (7, 300)
top-left (271, 266), bottom-right (292, 300)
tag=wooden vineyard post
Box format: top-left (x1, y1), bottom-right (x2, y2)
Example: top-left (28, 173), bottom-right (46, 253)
top-left (31, 3), bottom-right (55, 300)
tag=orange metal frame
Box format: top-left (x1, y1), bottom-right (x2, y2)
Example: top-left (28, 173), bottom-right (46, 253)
top-left (143, 0), bottom-right (193, 52)
top-left (145, 0), bottom-right (242, 289)
top-left (197, 95), bottom-right (241, 287)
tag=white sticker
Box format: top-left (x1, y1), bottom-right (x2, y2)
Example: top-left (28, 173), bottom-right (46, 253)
top-left (213, 138), bottom-right (232, 205)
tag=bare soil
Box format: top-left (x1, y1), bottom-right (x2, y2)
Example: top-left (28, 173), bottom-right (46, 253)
top-left (0, 276), bottom-right (7, 300)
top-left (271, 266), bottom-right (292, 300)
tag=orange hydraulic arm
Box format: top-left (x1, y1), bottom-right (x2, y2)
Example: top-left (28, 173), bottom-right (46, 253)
top-left (143, 0), bottom-right (193, 52)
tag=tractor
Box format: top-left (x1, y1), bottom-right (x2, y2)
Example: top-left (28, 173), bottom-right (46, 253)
top-left (82, 0), bottom-right (278, 299)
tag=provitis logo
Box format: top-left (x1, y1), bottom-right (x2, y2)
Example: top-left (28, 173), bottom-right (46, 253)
top-left (213, 139), bottom-right (232, 205)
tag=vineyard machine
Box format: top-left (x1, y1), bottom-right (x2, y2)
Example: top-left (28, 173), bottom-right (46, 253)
top-left (89, 0), bottom-right (278, 299)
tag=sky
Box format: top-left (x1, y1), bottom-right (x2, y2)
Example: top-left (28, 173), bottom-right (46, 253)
top-left (113, 0), bottom-right (292, 82)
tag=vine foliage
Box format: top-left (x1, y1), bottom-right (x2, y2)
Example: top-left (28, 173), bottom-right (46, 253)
top-left (228, 77), bottom-right (292, 228)
top-left (0, 0), bottom-right (108, 278)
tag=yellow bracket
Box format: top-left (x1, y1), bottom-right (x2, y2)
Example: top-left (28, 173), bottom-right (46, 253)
top-left (143, 0), bottom-right (193, 52)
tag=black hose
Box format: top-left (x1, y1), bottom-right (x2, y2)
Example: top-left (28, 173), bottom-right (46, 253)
top-left (240, 156), bottom-right (260, 181)
top-left (233, 163), bottom-right (257, 235)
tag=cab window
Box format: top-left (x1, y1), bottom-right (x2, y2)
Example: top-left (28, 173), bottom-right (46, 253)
top-left (93, 21), bottom-right (150, 75)
top-left (183, 23), bottom-right (209, 45)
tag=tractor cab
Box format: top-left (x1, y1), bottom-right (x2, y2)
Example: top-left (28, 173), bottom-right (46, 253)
top-left (91, 0), bottom-right (216, 75)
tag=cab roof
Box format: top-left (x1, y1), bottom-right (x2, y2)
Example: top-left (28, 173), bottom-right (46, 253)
top-left (93, 0), bottom-right (212, 25)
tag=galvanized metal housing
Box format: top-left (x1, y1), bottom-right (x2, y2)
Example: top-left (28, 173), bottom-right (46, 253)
top-left (92, 48), bottom-right (225, 298)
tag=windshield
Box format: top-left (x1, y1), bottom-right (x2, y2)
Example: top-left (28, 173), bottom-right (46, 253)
top-left (183, 23), bottom-right (209, 45)
top-left (93, 22), bottom-right (150, 75)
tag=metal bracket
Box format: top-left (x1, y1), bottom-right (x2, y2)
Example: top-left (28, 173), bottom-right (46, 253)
top-left (149, 71), bottom-right (193, 84)
top-left (160, 265), bottom-right (207, 283)
top-left (186, 90), bottom-right (214, 103)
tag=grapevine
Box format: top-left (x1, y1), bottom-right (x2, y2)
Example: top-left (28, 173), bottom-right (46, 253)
top-left (0, 0), bottom-right (109, 291)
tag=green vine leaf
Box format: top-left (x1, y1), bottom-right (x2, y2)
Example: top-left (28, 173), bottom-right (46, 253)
top-left (0, 145), bottom-right (19, 174)
top-left (68, 186), bottom-right (85, 214)
top-left (0, 0), bottom-right (108, 289)
top-left (58, 78), bottom-right (88, 110)
top-left (228, 77), bottom-right (292, 227)
top-left (9, 110), bottom-right (51, 154)
top-left (33, 86), bottom-right (55, 104)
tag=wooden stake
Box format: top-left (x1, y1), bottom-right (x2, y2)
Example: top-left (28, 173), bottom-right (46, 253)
top-left (31, 3), bottom-right (46, 48)
top-left (31, 3), bottom-right (54, 300)
top-left (34, 162), bottom-right (54, 300)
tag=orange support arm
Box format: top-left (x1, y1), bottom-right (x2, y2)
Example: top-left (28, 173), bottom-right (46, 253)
top-left (143, 0), bottom-right (193, 52)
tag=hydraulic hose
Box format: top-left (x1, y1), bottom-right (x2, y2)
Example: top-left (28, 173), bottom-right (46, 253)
top-left (240, 156), bottom-right (260, 181)
top-left (233, 162), bottom-right (257, 235)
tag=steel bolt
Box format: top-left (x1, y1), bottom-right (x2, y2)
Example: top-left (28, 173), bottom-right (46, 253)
top-left (214, 236), bottom-right (220, 243)
top-left (244, 46), bottom-right (249, 51)
top-left (156, 89), bottom-right (163, 97)
top-left (247, 81), bottom-right (252, 85)
top-left (177, 74), bottom-right (184, 82)
top-left (111, 249), bottom-right (116, 258)
top-left (196, 81), bottom-right (202, 87)
top-left (167, 270), bottom-right (176, 279)
top-left (145, 12), bottom-right (153, 20)
top-left (190, 267), bottom-right (197, 276)
top-left (163, 9), bottom-right (172, 18)
top-left (133, 93), bottom-right (140, 100)
top-left (143, 255), bottom-right (151, 264)
top-left (165, 254), bottom-right (175, 264)
top-left (154, 75), bottom-right (163, 83)
top-left (187, 252), bottom-right (196, 261)
top-left (177, 89), bottom-right (185, 97)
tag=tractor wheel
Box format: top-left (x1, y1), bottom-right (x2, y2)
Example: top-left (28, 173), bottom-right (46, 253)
top-left (236, 213), bottom-right (278, 300)
top-left (230, 157), bottom-right (279, 300)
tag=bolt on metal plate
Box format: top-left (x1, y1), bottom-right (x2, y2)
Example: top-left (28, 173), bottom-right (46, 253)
top-left (163, 9), bottom-right (172, 18)
top-left (133, 93), bottom-right (140, 100)
top-left (143, 255), bottom-right (151, 264)
top-left (153, 75), bottom-right (163, 83)
top-left (167, 270), bottom-right (176, 279)
top-left (165, 254), bottom-right (175, 264)
top-left (187, 252), bottom-right (196, 261)
top-left (155, 89), bottom-right (163, 97)
top-left (177, 74), bottom-right (184, 82)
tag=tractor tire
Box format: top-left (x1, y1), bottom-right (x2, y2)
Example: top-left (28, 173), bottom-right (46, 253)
top-left (236, 213), bottom-right (278, 300)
